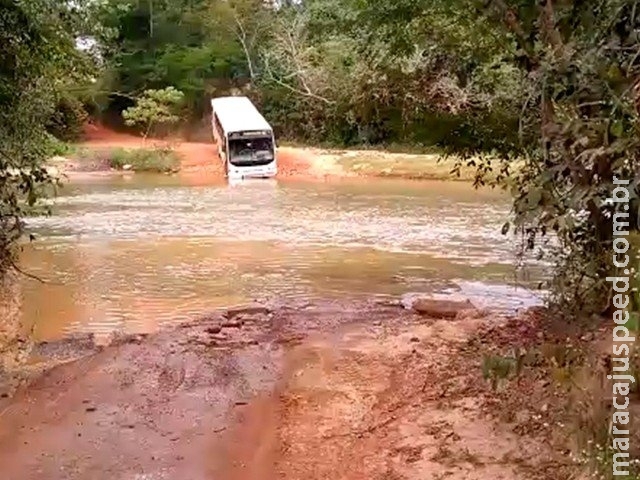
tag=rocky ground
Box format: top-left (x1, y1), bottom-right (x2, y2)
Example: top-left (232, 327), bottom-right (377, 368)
top-left (0, 297), bottom-right (594, 480)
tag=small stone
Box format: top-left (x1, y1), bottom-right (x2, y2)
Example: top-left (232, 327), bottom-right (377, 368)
top-left (222, 320), bottom-right (242, 328)
top-left (410, 337), bottom-right (420, 343)
top-left (206, 326), bottom-right (222, 335)
top-left (45, 166), bottom-right (60, 177)
top-left (85, 407), bottom-right (97, 413)
top-left (127, 335), bottom-right (145, 345)
top-left (223, 305), bottom-right (271, 319)
top-left (409, 297), bottom-right (476, 319)
top-left (122, 164), bottom-right (133, 171)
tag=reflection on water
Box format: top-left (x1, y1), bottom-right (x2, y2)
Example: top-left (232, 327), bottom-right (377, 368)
top-left (22, 176), bottom-right (545, 341)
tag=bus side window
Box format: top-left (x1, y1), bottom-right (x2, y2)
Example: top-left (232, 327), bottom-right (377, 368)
top-left (213, 114), bottom-right (225, 151)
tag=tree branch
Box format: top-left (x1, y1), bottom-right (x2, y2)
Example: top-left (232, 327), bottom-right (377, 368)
top-left (232, 13), bottom-right (255, 81)
top-left (489, 0), bottom-right (539, 68)
top-left (9, 258), bottom-right (47, 284)
top-left (262, 56), bottom-right (335, 105)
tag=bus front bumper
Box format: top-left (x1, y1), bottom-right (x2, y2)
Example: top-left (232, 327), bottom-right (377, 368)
top-left (228, 163), bottom-right (277, 179)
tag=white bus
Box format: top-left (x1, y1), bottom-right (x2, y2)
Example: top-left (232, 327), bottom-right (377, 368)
top-left (210, 96), bottom-right (277, 179)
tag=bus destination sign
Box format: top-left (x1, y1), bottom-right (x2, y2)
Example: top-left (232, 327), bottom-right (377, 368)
top-left (229, 130), bottom-right (270, 139)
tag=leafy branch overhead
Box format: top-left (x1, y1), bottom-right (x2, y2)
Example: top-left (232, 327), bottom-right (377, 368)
top-left (0, 0), bottom-right (96, 277)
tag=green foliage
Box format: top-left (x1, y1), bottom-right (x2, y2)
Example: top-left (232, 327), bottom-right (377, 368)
top-left (95, 0), bottom-right (524, 147)
top-left (254, 0), bottom-right (527, 148)
top-left (264, 0), bottom-right (640, 317)
top-left (487, 1), bottom-right (638, 316)
top-left (46, 93), bottom-right (89, 142)
top-left (42, 134), bottom-right (74, 158)
top-left (122, 87), bottom-right (185, 139)
top-left (73, 146), bottom-right (181, 173)
top-left (0, 0), bottom-right (94, 277)
top-left (108, 148), bottom-right (180, 173)
top-left (94, 0), bottom-right (251, 117)
top-left (590, 444), bottom-right (640, 480)
top-left (481, 349), bottom-right (527, 390)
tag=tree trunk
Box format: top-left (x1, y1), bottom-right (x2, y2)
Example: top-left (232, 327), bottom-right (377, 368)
top-left (149, 0), bottom-right (154, 39)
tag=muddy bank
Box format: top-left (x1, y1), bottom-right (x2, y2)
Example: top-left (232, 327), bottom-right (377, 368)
top-left (0, 299), bottom-right (587, 480)
top-left (52, 125), bottom-right (471, 182)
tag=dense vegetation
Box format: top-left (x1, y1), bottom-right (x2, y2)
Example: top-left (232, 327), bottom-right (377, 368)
top-left (0, 0), bottom-right (96, 274)
top-left (87, 0), bottom-right (524, 147)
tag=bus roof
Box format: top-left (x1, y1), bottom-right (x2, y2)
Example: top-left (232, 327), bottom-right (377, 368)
top-left (210, 96), bottom-right (272, 134)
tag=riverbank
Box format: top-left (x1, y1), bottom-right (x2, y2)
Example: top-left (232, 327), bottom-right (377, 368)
top-left (0, 297), bottom-right (624, 479)
top-left (50, 125), bottom-right (475, 182)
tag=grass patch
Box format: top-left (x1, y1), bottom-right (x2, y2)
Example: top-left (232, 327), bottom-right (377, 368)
top-left (278, 139), bottom-right (443, 155)
top-left (43, 134), bottom-right (77, 158)
top-left (335, 152), bottom-right (478, 181)
top-left (278, 139), bottom-right (524, 181)
top-left (109, 147), bottom-right (180, 173)
top-left (69, 147), bottom-right (181, 173)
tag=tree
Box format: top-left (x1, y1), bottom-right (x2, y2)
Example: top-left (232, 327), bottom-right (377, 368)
top-left (122, 87), bottom-right (185, 139)
top-left (207, 0), bottom-right (274, 83)
top-left (469, 0), bottom-right (639, 315)
top-left (94, 0), bottom-right (250, 117)
top-left (341, 0), bottom-right (639, 314)
top-left (261, 11), bottom-right (338, 105)
top-left (0, 0), bottom-right (92, 277)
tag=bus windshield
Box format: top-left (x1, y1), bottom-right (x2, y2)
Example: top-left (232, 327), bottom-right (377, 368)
top-left (228, 137), bottom-right (274, 166)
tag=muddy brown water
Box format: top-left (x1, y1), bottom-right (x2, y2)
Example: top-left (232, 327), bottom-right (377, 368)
top-left (22, 175), bottom-right (544, 341)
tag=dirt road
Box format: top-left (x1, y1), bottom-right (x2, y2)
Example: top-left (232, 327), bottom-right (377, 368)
top-left (75, 124), bottom-right (341, 181)
top-left (71, 124), bottom-right (466, 182)
top-left (0, 301), bottom-right (566, 480)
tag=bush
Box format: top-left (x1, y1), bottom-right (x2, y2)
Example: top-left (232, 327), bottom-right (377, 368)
top-left (109, 148), bottom-right (181, 173)
top-left (46, 94), bottom-right (88, 142)
top-left (42, 133), bottom-right (73, 158)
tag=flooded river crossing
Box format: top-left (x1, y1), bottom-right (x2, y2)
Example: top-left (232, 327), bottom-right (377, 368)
top-left (22, 175), bottom-right (544, 341)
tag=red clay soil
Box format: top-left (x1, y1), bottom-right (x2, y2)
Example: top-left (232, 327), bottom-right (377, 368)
top-left (0, 301), bottom-right (572, 480)
top-left (81, 123), bottom-right (313, 180)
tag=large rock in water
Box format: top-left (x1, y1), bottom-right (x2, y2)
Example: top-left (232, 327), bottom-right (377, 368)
top-left (403, 295), bottom-right (477, 319)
